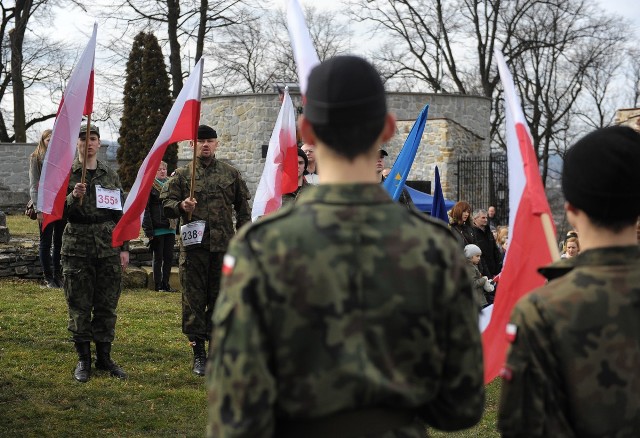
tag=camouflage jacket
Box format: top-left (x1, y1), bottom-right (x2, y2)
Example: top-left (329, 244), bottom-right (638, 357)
top-left (207, 184), bottom-right (485, 438)
top-left (62, 158), bottom-right (128, 257)
top-left (498, 246), bottom-right (640, 437)
top-left (160, 157), bottom-right (251, 252)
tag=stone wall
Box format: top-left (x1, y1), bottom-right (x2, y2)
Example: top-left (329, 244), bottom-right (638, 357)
top-left (0, 92), bottom-right (490, 210)
top-left (0, 143), bottom-right (112, 212)
top-left (0, 237), bottom-right (171, 281)
top-left (197, 91), bottom-right (491, 201)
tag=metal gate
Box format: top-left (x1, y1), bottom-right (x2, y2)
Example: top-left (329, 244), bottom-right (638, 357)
top-left (457, 154), bottom-right (509, 226)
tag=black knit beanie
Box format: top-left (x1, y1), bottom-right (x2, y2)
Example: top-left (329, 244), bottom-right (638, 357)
top-left (562, 126), bottom-right (640, 221)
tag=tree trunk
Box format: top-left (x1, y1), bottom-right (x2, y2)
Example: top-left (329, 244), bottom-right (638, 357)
top-left (167, 0), bottom-right (182, 97)
top-left (10, 0), bottom-right (32, 143)
top-left (195, 0), bottom-right (208, 64)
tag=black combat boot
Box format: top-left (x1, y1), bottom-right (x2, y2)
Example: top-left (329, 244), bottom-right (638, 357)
top-left (190, 340), bottom-right (206, 376)
top-left (95, 342), bottom-right (128, 379)
top-left (73, 341), bottom-right (92, 383)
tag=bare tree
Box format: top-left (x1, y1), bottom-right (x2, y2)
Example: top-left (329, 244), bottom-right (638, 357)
top-left (505, 0), bottom-right (628, 184)
top-left (213, 17), bottom-right (275, 93)
top-left (351, 0), bottom-right (630, 186)
top-left (0, 0), bottom-right (72, 142)
top-left (269, 5), bottom-right (352, 86)
top-left (209, 5), bottom-right (351, 94)
top-left (628, 48), bottom-right (640, 108)
top-left (109, 0), bottom-right (261, 97)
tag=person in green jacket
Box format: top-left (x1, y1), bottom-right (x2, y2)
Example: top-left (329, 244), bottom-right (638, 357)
top-left (207, 55), bottom-right (484, 438)
top-left (63, 123), bottom-right (129, 383)
top-left (498, 126), bottom-right (640, 437)
top-left (161, 125), bottom-right (251, 376)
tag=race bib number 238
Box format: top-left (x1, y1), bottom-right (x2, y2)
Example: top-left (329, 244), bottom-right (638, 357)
top-left (181, 221), bottom-right (205, 246)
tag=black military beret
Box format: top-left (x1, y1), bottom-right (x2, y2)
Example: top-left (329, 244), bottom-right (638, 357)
top-left (304, 55), bottom-right (387, 126)
top-left (197, 125), bottom-right (217, 139)
top-left (562, 126), bottom-right (640, 221)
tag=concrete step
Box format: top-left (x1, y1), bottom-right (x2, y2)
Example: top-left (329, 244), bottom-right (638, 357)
top-left (140, 266), bottom-right (181, 292)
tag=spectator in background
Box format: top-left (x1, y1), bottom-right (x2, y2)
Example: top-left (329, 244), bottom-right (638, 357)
top-left (450, 201), bottom-right (476, 248)
top-left (561, 236), bottom-right (580, 259)
top-left (376, 148), bottom-right (389, 181)
top-left (559, 230), bottom-right (579, 254)
top-left (281, 149), bottom-right (309, 207)
top-left (496, 226), bottom-right (509, 263)
top-left (487, 205), bottom-right (500, 230)
top-left (142, 161), bottom-right (177, 292)
top-left (29, 129), bottom-right (66, 288)
top-left (464, 244), bottom-right (491, 308)
top-left (472, 209), bottom-right (502, 277)
top-left (301, 143), bottom-right (319, 184)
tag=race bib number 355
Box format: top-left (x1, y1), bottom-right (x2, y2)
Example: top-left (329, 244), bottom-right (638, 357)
top-left (181, 221), bottom-right (206, 246)
top-left (95, 185), bottom-right (123, 210)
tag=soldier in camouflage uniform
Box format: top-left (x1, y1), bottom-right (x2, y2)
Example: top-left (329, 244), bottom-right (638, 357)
top-left (62, 124), bottom-right (129, 383)
top-left (206, 56), bottom-right (484, 437)
top-left (498, 126), bottom-right (640, 437)
top-left (161, 125), bottom-right (251, 376)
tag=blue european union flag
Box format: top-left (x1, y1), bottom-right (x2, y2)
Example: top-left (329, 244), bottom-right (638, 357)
top-left (383, 104), bottom-right (429, 201)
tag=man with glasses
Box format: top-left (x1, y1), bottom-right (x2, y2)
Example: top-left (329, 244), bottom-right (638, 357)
top-left (301, 143), bottom-right (319, 184)
top-left (161, 124), bottom-right (251, 376)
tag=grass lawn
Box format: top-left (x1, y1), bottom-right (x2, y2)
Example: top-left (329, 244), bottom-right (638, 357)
top-left (1, 214), bottom-right (501, 437)
top-left (5, 213), bottom-right (40, 237)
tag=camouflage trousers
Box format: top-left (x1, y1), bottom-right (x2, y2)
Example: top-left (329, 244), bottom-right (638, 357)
top-left (179, 248), bottom-right (224, 342)
top-left (62, 255), bottom-right (122, 343)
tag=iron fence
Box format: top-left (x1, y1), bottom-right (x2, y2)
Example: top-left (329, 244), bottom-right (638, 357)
top-left (457, 154), bottom-right (509, 226)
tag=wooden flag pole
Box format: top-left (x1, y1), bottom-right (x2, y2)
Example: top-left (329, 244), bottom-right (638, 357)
top-left (78, 113), bottom-right (93, 206)
top-left (187, 138), bottom-right (198, 222)
top-left (540, 212), bottom-right (560, 261)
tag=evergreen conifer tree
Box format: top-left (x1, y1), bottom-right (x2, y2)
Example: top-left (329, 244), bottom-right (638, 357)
top-left (117, 32), bottom-right (177, 190)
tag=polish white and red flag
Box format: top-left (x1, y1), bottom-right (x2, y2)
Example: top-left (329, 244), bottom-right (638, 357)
top-left (480, 49), bottom-right (559, 383)
top-left (287, 0), bottom-right (320, 95)
top-left (38, 23), bottom-right (97, 229)
top-left (111, 59), bottom-right (203, 247)
top-left (251, 87), bottom-right (297, 221)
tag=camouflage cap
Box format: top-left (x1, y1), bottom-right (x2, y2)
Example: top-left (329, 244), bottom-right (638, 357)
top-left (79, 123), bottom-right (100, 137)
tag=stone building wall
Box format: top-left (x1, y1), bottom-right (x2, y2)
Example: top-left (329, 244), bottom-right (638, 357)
top-left (195, 91), bottom-right (491, 201)
top-left (0, 143), bottom-right (112, 212)
top-left (0, 92), bottom-right (490, 210)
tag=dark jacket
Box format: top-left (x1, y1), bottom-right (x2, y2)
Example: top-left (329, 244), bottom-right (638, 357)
top-left (450, 222), bottom-right (476, 249)
top-left (142, 180), bottom-right (171, 237)
top-left (473, 225), bottom-right (502, 277)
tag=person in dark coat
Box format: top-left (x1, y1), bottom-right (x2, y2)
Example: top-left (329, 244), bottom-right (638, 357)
top-left (142, 161), bottom-right (177, 292)
top-left (449, 201), bottom-right (476, 248)
top-left (472, 208), bottom-right (502, 277)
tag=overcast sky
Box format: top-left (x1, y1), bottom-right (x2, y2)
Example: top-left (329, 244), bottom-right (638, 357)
top-left (41, 0), bottom-right (639, 142)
